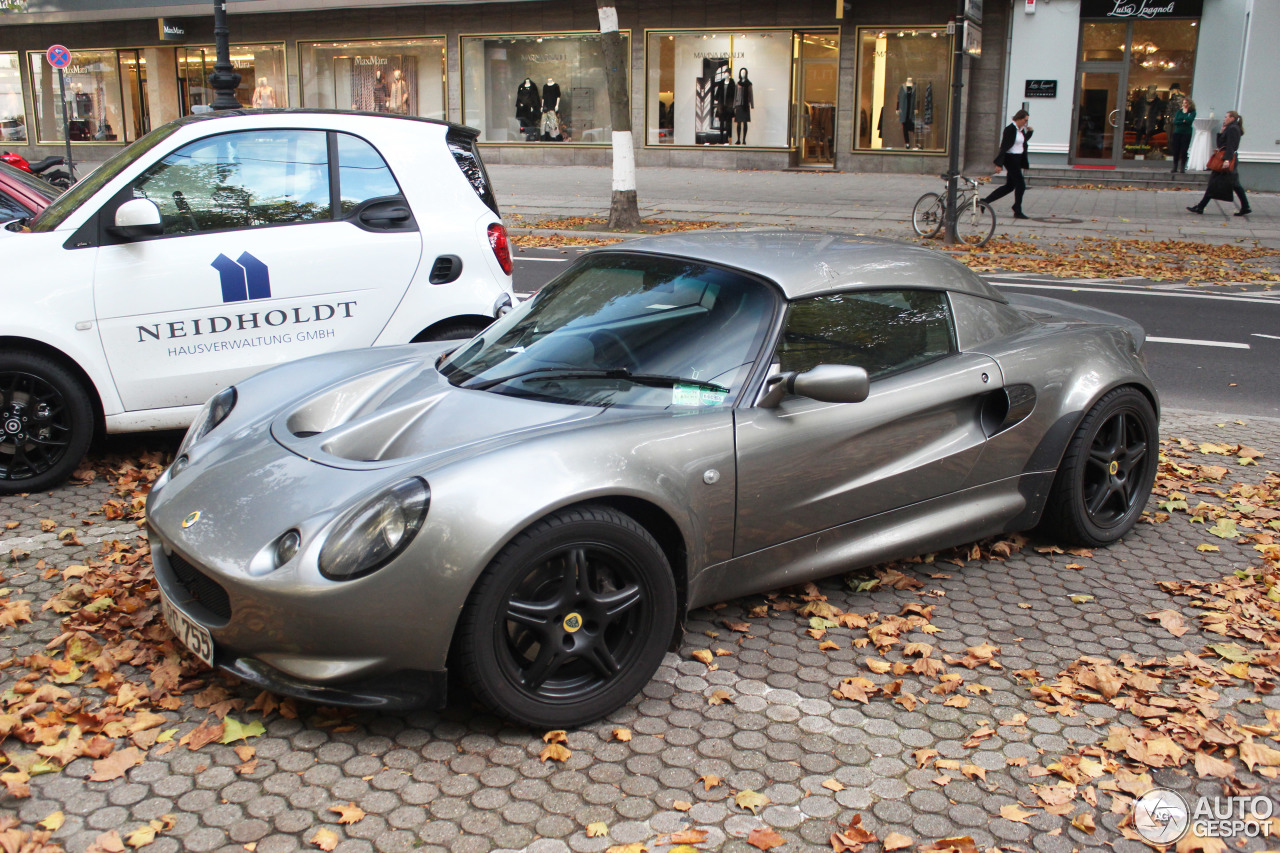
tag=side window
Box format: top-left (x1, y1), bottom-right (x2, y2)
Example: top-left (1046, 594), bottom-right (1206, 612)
top-left (132, 129), bottom-right (330, 236)
top-left (777, 290), bottom-right (955, 380)
top-left (337, 133), bottom-right (401, 215)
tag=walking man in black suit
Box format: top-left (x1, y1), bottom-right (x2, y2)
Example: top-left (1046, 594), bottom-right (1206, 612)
top-left (982, 109), bottom-right (1033, 220)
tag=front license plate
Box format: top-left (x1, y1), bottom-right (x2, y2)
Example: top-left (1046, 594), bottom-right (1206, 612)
top-left (160, 592), bottom-right (215, 668)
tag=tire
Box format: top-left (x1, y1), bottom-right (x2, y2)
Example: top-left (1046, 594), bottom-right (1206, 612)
top-left (0, 351), bottom-right (95, 494)
top-left (454, 505), bottom-right (677, 729)
top-left (1040, 386), bottom-right (1158, 547)
top-left (955, 200), bottom-right (996, 247)
top-left (414, 320), bottom-right (489, 343)
top-left (911, 192), bottom-right (944, 238)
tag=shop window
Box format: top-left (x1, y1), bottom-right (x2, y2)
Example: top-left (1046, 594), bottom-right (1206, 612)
top-left (133, 129), bottom-right (330, 235)
top-left (1123, 20), bottom-right (1198, 162)
top-left (1, 53), bottom-right (25, 144)
top-left (645, 30), bottom-right (790, 148)
top-left (28, 49), bottom-right (127, 144)
top-left (178, 44), bottom-right (286, 114)
top-left (299, 38), bottom-right (445, 120)
top-left (461, 33), bottom-right (625, 144)
top-left (854, 27), bottom-right (951, 153)
top-left (1080, 22), bottom-right (1126, 62)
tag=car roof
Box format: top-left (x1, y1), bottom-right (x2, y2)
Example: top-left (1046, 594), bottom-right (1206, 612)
top-left (0, 160), bottom-right (58, 204)
top-left (164, 108), bottom-right (480, 137)
top-left (602, 230), bottom-right (1008, 303)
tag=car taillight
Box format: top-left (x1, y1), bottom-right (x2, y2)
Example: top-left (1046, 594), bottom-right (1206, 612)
top-left (488, 222), bottom-right (513, 276)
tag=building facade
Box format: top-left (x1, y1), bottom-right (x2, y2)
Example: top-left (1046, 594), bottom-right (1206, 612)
top-left (0, 0), bottom-right (1010, 175)
top-left (1002, 0), bottom-right (1279, 190)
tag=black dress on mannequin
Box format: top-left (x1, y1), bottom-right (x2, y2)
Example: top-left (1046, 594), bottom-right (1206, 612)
top-left (732, 68), bottom-right (754, 145)
top-left (516, 79), bottom-right (540, 140)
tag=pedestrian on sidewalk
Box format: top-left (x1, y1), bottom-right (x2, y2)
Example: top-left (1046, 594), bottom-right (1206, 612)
top-left (1187, 110), bottom-right (1251, 216)
top-left (982, 109), bottom-right (1033, 220)
top-left (1170, 97), bottom-right (1195, 173)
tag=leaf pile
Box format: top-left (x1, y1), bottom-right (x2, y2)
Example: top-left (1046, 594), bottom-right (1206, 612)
top-left (512, 233), bottom-right (621, 249)
top-left (0, 455), bottom-right (285, 807)
top-left (533, 215), bottom-right (732, 235)
top-left (953, 237), bottom-right (1280, 285)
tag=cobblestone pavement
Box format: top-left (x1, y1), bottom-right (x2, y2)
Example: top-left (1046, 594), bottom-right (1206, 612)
top-left (2, 408), bottom-right (1279, 853)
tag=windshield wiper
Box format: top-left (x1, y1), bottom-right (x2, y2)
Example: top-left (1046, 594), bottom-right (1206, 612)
top-left (462, 367), bottom-right (728, 394)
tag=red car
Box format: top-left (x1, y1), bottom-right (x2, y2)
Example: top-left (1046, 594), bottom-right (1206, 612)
top-left (0, 160), bottom-right (59, 227)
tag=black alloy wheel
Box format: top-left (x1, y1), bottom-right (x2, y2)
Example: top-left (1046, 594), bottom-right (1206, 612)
top-left (456, 505), bottom-right (676, 728)
top-left (1041, 386), bottom-right (1158, 547)
top-left (0, 352), bottom-right (94, 494)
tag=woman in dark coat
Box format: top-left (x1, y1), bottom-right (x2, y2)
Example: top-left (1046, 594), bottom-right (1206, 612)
top-left (981, 109), bottom-right (1033, 219)
top-left (1187, 111), bottom-right (1250, 216)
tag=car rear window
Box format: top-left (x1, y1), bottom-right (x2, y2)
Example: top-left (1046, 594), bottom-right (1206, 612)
top-left (446, 126), bottom-right (498, 215)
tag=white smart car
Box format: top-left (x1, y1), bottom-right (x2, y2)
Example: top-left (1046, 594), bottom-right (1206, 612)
top-left (0, 110), bottom-right (515, 492)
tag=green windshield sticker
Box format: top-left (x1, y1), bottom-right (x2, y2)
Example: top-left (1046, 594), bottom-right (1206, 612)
top-left (700, 388), bottom-right (728, 406)
top-left (672, 384), bottom-right (702, 406)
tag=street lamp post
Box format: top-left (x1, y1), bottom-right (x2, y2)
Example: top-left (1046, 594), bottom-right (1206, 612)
top-left (943, 0), bottom-right (967, 245)
top-left (208, 0), bottom-right (241, 110)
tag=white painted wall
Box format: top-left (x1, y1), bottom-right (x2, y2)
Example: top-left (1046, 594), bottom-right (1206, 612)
top-left (1005, 0), bottom-right (1080, 157)
top-left (1236, 0), bottom-right (1280, 165)
top-left (1190, 0), bottom-right (1248, 125)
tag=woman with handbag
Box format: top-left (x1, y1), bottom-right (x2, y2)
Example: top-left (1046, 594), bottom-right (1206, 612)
top-left (1187, 111), bottom-right (1251, 216)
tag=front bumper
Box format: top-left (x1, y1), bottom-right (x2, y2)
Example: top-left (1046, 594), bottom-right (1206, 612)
top-left (221, 655), bottom-right (446, 712)
top-left (150, 537), bottom-right (447, 711)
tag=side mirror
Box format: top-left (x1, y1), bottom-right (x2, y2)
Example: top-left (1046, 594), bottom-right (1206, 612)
top-left (758, 364), bottom-right (870, 408)
top-left (110, 198), bottom-right (163, 240)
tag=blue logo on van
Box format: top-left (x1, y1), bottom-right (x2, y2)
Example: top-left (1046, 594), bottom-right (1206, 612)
top-left (211, 252), bottom-right (271, 302)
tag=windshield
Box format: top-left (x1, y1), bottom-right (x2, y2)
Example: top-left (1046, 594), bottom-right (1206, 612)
top-left (440, 253), bottom-right (778, 409)
top-left (28, 122), bottom-right (183, 232)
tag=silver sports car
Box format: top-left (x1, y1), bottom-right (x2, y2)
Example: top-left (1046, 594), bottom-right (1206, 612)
top-left (145, 231), bottom-right (1159, 728)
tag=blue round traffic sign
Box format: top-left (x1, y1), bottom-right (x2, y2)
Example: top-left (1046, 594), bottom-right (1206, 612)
top-left (47, 45), bottom-right (72, 69)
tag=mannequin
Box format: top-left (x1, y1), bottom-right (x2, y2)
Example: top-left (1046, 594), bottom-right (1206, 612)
top-left (732, 67), bottom-right (754, 145)
top-left (898, 78), bottom-right (915, 148)
top-left (515, 77), bottom-right (540, 139)
top-left (372, 71), bottom-right (389, 112)
top-left (252, 77), bottom-right (277, 109)
top-left (389, 68), bottom-right (410, 115)
top-left (541, 77), bottom-right (562, 141)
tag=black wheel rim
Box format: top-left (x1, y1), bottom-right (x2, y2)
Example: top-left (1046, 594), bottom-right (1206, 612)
top-left (0, 370), bottom-right (73, 482)
top-left (1081, 408), bottom-right (1149, 528)
top-left (496, 544), bottom-right (649, 703)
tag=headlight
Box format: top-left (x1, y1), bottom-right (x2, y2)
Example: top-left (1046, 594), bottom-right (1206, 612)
top-left (178, 386), bottom-right (237, 455)
top-left (319, 478), bottom-right (430, 581)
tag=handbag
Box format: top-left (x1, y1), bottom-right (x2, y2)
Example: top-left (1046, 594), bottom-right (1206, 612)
top-left (1206, 148), bottom-right (1233, 172)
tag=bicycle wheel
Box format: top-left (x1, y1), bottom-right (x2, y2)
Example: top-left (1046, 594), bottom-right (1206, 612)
top-left (911, 192), bottom-right (944, 238)
top-left (954, 200), bottom-right (996, 247)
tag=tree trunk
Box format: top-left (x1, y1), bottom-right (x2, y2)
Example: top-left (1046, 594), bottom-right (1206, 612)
top-left (596, 1), bottom-right (641, 230)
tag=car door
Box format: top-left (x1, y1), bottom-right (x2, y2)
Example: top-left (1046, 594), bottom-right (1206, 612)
top-left (93, 128), bottom-right (422, 411)
top-left (733, 288), bottom-right (1001, 556)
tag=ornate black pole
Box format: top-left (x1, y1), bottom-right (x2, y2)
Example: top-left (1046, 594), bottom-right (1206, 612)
top-left (209, 0), bottom-right (241, 110)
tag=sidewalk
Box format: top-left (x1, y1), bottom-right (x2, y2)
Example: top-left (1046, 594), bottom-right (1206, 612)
top-left (489, 165), bottom-right (1280, 248)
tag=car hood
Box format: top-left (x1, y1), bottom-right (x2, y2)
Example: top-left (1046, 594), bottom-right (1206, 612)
top-left (269, 355), bottom-right (616, 471)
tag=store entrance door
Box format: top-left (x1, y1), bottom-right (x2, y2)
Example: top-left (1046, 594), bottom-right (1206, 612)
top-left (1070, 66), bottom-right (1125, 165)
top-left (793, 31), bottom-right (839, 167)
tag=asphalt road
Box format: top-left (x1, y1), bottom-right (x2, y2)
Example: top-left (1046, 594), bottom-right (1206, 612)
top-left (512, 248), bottom-right (1280, 418)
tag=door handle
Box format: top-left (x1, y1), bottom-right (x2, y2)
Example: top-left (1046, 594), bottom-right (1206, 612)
top-left (1108, 109), bottom-right (1120, 128)
top-left (359, 205), bottom-right (411, 225)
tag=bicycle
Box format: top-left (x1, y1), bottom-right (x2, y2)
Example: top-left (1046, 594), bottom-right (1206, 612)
top-left (911, 174), bottom-right (996, 247)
